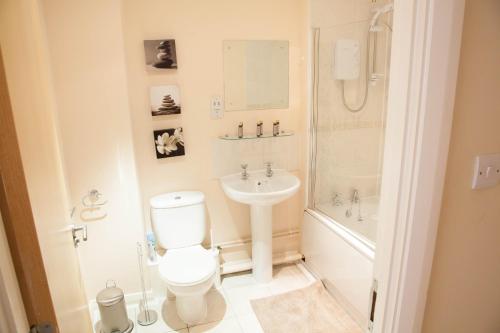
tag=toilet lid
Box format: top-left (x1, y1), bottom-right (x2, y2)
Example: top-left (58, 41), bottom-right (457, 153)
top-left (159, 245), bottom-right (215, 286)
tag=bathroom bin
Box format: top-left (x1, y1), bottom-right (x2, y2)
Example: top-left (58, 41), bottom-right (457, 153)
top-left (96, 281), bottom-right (133, 333)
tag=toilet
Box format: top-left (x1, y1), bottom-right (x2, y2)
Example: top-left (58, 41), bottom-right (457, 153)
top-left (150, 191), bottom-right (216, 325)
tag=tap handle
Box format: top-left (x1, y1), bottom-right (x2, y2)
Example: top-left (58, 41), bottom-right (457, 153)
top-left (241, 163), bottom-right (248, 170)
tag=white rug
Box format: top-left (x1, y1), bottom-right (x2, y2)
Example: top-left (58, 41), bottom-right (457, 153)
top-left (251, 281), bottom-right (362, 333)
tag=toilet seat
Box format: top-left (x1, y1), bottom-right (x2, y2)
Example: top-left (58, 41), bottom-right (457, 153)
top-left (159, 245), bottom-right (215, 287)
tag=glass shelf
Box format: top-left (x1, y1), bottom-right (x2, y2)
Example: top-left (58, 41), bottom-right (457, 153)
top-left (218, 131), bottom-right (294, 140)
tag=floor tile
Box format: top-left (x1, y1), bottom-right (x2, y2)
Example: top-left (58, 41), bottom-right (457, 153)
top-left (202, 288), bottom-right (234, 324)
top-left (90, 264), bottom-right (320, 333)
top-left (188, 318), bottom-right (243, 333)
top-left (237, 312), bottom-right (264, 333)
top-left (267, 264), bottom-right (313, 295)
top-left (220, 272), bottom-right (257, 290)
top-left (224, 283), bottom-right (272, 317)
top-left (152, 298), bottom-right (189, 332)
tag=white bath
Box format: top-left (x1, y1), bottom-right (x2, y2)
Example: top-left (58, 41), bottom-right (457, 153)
top-left (301, 209), bottom-right (374, 326)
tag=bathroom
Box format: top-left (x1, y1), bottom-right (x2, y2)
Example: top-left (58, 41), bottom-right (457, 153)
top-left (1, 0), bottom-right (498, 333)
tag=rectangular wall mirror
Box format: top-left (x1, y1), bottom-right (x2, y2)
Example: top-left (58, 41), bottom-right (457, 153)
top-left (223, 40), bottom-right (289, 111)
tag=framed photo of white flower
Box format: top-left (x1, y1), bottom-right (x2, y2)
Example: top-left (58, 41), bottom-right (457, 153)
top-left (144, 39), bottom-right (177, 70)
top-left (154, 128), bottom-right (185, 159)
top-left (150, 85), bottom-right (181, 116)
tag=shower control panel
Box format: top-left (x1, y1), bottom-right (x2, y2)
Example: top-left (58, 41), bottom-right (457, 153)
top-left (334, 39), bottom-right (360, 80)
top-left (471, 153), bottom-right (500, 189)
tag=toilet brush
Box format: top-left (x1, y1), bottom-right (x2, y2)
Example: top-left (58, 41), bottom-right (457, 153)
top-left (136, 242), bottom-right (158, 326)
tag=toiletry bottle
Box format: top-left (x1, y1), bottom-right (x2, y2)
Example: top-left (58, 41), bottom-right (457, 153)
top-left (146, 233), bottom-right (157, 262)
top-left (257, 121), bottom-right (263, 137)
top-left (273, 120), bottom-right (280, 136)
top-left (238, 122), bottom-right (244, 138)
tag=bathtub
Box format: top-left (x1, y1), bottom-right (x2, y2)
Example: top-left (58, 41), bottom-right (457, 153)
top-left (301, 209), bottom-right (374, 325)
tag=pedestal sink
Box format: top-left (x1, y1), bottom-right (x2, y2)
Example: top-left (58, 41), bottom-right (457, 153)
top-left (220, 169), bottom-right (300, 283)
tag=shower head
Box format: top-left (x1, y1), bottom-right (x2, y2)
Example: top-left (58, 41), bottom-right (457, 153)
top-left (369, 3), bottom-right (394, 32)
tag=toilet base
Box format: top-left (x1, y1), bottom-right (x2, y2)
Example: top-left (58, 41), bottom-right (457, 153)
top-left (176, 293), bottom-right (208, 325)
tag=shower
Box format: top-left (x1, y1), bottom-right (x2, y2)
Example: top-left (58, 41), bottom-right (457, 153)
top-left (309, 1), bottom-right (394, 245)
top-left (340, 3), bottom-right (393, 113)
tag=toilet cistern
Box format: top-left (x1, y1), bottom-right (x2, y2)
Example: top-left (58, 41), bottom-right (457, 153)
top-left (220, 168), bottom-right (300, 282)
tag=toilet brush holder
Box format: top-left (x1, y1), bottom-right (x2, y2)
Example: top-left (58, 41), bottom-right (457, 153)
top-left (136, 242), bottom-right (158, 326)
top-left (137, 300), bottom-right (158, 326)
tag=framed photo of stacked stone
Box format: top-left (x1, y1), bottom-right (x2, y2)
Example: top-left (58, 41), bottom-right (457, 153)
top-left (144, 39), bottom-right (177, 70)
top-left (150, 85), bottom-right (181, 116)
top-left (154, 128), bottom-right (185, 159)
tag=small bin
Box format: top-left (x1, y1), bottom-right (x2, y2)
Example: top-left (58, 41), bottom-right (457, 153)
top-left (96, 281), bottom-right (132, 333)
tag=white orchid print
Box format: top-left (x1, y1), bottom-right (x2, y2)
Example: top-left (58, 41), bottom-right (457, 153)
top-left (155, 128), bottom-right (184, 155)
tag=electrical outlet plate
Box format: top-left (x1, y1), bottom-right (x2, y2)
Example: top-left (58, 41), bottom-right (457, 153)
top-left (210, 95), bottom-right (224, 119)
top-left (471, 153), bottom-right (500, 189)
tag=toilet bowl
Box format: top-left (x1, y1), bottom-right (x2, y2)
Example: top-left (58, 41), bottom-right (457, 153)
top-left (158, 245), bottom-right (215, 325)
top-left (150, 191), bottom-right (215, 325)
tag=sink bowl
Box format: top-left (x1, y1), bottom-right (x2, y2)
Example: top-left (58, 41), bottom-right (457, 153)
top-left (220, 169), bottom-right (300, 206)
top-left (220, 169), bottom-right (300, 283)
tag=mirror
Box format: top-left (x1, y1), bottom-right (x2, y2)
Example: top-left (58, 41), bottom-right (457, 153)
top-left (223, 40), bottom-right (289, 111)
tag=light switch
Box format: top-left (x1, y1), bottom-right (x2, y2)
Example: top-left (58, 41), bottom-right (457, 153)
top-left (471, 153), bottom-right (500, 189)
top-left (210, 95), bottom-right (224, 119)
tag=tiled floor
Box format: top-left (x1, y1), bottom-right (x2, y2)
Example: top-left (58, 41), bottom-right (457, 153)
top-left (92, 263), bottom-right (319, 332)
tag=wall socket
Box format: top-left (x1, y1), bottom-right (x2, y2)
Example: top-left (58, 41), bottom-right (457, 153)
top-left (471, 153), bottom-right (500, 189)
top-left (210, 95), bottom-right (224, 119)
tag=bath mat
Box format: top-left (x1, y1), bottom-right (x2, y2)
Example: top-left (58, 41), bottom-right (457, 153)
top-left (251, 281), bottom-right (362, 333)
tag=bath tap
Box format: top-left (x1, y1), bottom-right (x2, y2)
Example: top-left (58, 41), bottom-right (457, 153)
top-left (351, 189), bottom-right (360, 204)
top-left (265, 162), bottom-right (273, 177)
top-left (346, 189), bottom-right (363, 221)
top-left (241, 163), bottom-right (249, 180)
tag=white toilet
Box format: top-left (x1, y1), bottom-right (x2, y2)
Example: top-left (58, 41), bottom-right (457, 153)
top-left (150, 191), bottom-right (216, 325)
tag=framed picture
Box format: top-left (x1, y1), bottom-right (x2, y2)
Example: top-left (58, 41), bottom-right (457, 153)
top-left (144, 39), bottom-right (177, 70)
top-left (150, 85), bottom-right (181, 116)
top-left (153, 128), bottom-right (185, 159)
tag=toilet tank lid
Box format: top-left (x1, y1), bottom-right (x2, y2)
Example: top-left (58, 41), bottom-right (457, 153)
top-left (150, 191), bottom-right (205, 209)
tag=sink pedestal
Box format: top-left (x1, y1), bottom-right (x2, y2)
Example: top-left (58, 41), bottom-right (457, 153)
top-left (220, 169), bottom-right (300, 284)
top-left (250, 205), bottom-right (273, 283)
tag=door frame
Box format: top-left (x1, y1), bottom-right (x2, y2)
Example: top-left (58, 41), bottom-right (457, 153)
top-left (373, 0), bottom-right (465, 332)
top-left (0, 47), bottom-right (59, 332)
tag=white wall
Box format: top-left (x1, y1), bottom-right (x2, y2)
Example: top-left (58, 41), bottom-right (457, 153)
top-left (121, 0), bottom-right (308, 253)
top-left (423, 1), bottom-right (500, 332)
top-left (37, 0), bottom-right (308, 299)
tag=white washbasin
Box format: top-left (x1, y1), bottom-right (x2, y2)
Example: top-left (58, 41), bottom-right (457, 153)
top-left (220, 169), bottom-right (300, 206)
top-left (220, 169), bottom-right (300, 283)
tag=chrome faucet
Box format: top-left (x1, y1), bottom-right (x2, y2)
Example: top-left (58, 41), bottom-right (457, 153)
top-left (351, 189), bottom-right (360, 204)
top-left (346, 189), bottom-right (363, 221)
top-left (265, 162), bottom-right (273, 177)
top-left (241, 163), bottom-right (249, 180)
